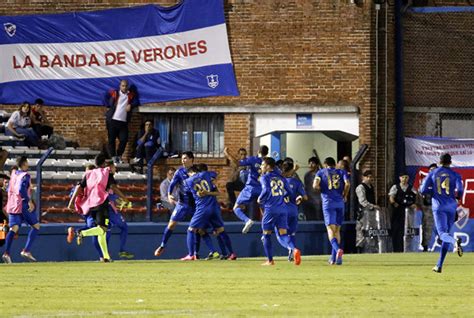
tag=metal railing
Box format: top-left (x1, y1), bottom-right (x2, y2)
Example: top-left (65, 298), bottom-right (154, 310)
top-left (35, 147), bottom-right (54, 222)
top-left (146, 149), bottom-right (163, 221)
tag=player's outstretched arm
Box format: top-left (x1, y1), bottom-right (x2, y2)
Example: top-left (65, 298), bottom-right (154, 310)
top-left (111, 184), bottom-right (130, 203)
top-left (67, 185), bottom-right (82, 211)
top-left (223, 147), bottom-right (239, 167)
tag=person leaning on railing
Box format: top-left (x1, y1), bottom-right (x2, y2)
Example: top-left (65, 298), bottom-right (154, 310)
top-left (355, 170), bottom-right (379, 252)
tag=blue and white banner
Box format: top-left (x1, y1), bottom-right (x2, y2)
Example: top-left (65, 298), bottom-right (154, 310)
top-left (0, 1), bottom-right (239, 106)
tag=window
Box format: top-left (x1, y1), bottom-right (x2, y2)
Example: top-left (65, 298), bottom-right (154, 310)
top-left (155, 114), bottom-right (224, 157)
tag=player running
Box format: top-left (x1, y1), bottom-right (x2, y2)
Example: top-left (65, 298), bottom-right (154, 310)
top-left (420, 153), bottom-right (463, 273)
top-left (154, 152), bottom-right (195, 257)
top-left (276, 160), bottom-right (307, 262)
top-left (2, 156), bottom-right (40, 264)
top-left (258, 157), bottom-right (301, 266)
top-left (224, 145), bottom-right (269, 234)
top-left (181, 165), bottom-right (236, 261)
top-left (313, 157), bottom-right (350, 265)
top-left (68, 154), bottom-right (130, 262)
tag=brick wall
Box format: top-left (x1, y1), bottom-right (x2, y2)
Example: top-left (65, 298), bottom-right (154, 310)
top-left (0, 0), bottom-right (380, 201)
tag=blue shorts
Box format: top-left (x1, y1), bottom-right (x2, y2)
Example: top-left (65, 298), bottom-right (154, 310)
top-left (236, 186), bottom-right (261, 206)
top-left (170, 203), bottom-right (194, 222)
top-left (9, 210), bottom-right (39, 227)
top-left (323, 203), bottom-right (344, 226)
top-left (433, 209), bottom-right (455, 236)
top-left (189, 204), bottom-right (225, 230)
top-left (108, 209), bottom-right (127, 229)
top-left (262, 207), bottom-right (288, 232)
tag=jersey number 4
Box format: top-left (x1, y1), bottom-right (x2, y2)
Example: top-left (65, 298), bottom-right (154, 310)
top-left (436, 177), bottom-right (450, 195)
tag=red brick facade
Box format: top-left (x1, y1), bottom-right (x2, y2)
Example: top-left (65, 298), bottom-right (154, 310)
top-left (4, 1), bottom-right (471, 203)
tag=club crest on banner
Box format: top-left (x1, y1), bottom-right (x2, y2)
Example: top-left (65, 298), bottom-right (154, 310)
top-left (207, 74), bottom-right (219, 88)
top-left (4, 23), bottom-right (16, 37)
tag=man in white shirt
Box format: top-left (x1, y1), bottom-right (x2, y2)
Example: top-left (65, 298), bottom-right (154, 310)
top-left (105, 80), bottom-right (138, 164)
top-left (159, 167), bottom-right (177, 212)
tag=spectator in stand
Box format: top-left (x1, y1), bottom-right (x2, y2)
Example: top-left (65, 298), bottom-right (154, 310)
top-left (160, 167), bottom-right (177, 212)
top-left (337, 159), bottom-right (351, 175)
top-left (303, 156), bottom-right (322, 220)
top-left (5, 102), bottom-right (39, 147)
top-left (388, 172), bottom-right (417, 252)
top-left (31, 99), bottom-right (54, 139)
top-left (105, 80), bottom-right (139, 164)
top-left (131, 119), bottom-right (162, 171)
top-left (225, 148), bottom-right (249, 209)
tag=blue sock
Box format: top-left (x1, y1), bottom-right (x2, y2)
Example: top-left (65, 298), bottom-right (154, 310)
top-left (195, 234), bottom-right (201, 255)
top-left (4, 230), bottom-right (15, 255)
top-left (439, 232), bottom-right (456, 245)
top-left (262, 234), bottom-right (273, 261)
top-left (330, 238), bottom-right (340, 252)
top-left (275, 232), bottom-right (288, 249)
top-left (437, 242), bottom-right (450, 268)
top-left (280, 234), bottom-right (296, 250)
top-left (331, 249), bottom-right (337, 262)
top-left (93, 237), bottom-right (103, 258)
top-left (219, 231), bottom-right (234, 254)
top-left (290, 234), bottom-right (296, 247)
top-left (186, 231), bottom-right (196, 256)
top-left (234, 207), bottom-right (250, 223)
top-left (216, 235), bottom-right (228, 255)
top-left (24, 227), bottom-right (39, 252)
top-left (201, 233), bottom-right (215, 253)
top-left (161, 227), bottom-right (173, 247)
top-left (119, 224), bottom-right (128, 252)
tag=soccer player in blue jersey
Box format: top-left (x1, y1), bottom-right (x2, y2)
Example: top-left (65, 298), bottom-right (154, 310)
top-left (276, 160), bottom-right (307, 262)
top-left (154, 152), bottom-right (194, 257)
top-left (224, 145), bottom-right (269, 234)
top-left (420, 153), bottom-right (463, 273)
top-left (258, 157), bottom-right (301, 266)
top-left (313, 157), bottom-right (350, 265)
top-left (182, 166), bottom-right (236, 261)
top-left (2, 156), bottom-right (40, 264)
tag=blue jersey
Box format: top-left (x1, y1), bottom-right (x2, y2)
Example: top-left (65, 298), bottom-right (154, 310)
top-left (286, 176), bottom-right (306, 210)
top-left (239, 156), bottom-right (262, 189)
top-left (420, 166), bottom-right (463, 211)
top-left (168, 167), bottom-right (192, 205)
top-left (315, 168), bottom-right (348, 207)
top-left (185, 171), bottom-right (218, 211)
top-left (258, 170), bottom-right (291, 210)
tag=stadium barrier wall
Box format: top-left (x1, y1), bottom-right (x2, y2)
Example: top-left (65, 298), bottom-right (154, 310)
top-left (6, 221), bottom-right (355, 262)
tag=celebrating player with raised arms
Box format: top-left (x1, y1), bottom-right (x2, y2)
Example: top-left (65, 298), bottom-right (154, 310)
top-left (420, 153), bottom-right (463, 273)
top-left (313, 157), bottom-right (350, 265)
top-left (224, 145), bottom-right (268, 234)
top-left (258, 157), bottom-right (301, 266)
top-left (181, 165), bottom-right (235, 261)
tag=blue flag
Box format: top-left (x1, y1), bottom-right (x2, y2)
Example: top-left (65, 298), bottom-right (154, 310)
top-left (0, 1), bottom-right (239, 106)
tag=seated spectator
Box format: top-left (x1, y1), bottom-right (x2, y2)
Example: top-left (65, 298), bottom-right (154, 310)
top-left (131, 120), bottom-right (162, 169)
top-left (5, 102), bottom-right (39, 147)
top-left (160, 167), bottom-right (177, 212)
top-left (31, 98), bottom-right (54, 139)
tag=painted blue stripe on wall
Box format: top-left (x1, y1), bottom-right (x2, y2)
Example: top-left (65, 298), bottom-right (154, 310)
top-left (409, 6), bottom-right (474, 13)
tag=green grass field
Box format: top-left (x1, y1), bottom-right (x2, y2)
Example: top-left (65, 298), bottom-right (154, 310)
top-left (2, 253), bottom-right (473, 317)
